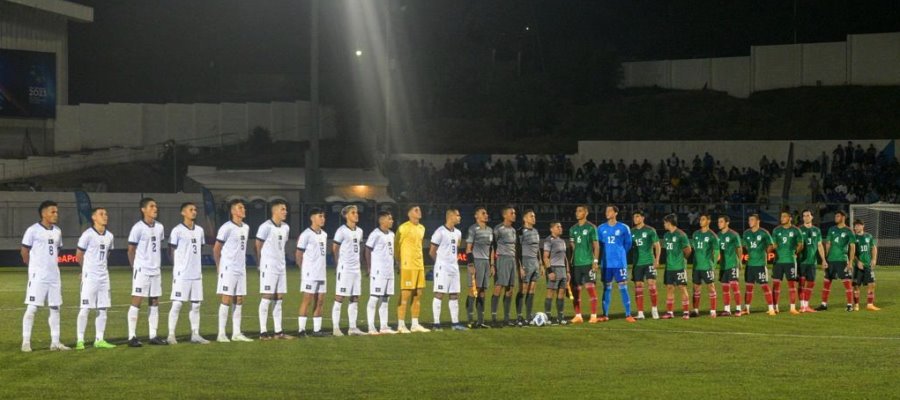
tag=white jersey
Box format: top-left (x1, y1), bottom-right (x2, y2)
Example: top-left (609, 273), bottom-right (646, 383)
top-left (366, 228), bottom-right (395, 275)
top-left (22, 223), bottom-right (63, 283)
top-left (170, 223), bottom-right (205, 280)
top-left (256, 219), bottom-right (289, 272)
top-left (216, 220), bottom-right (249, 275)
top-left (430, 225), bottom-right (461, 267)
top-left (333, 224), bottom-right (363, 272)
top-left (128, 220), bottom-right (165, 276)
top-left (297, 228), bottom-right (328, 280)
top-left (77, 227), bottom-right (114, 281)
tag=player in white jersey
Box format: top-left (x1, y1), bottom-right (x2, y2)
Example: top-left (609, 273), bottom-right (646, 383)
top-left (296, 207), bottom-right (329, 337)
top-left (365, 211), bottom-right (397, 335)
top-left (213, 199), bottom-right (253, 342)
top-left (255, 199), bottom-right (295, 340)
top-left (429, 208), bottom-right (468, 331)
top-left (331, 205), bottom-right (365, 336)
top-left (126, 197), bottom-right (167, 347)
top-left (21, 200), bottom-right (69, 352)
top-left (74, 208), bottom-right (117, 350)
top-left (166, 203), bottom-right (209, 345)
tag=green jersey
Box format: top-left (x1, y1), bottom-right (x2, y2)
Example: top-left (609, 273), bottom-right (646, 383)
top-left (826, 226), bottom-right (856, 262)
top-left (663, 230), bottom-right (690, 271)
top-left (569, 222), bottom-right (597, 268)
top-left (718, 229), bottom-right (742, 269)
top-left (772, 225), bottom-right (802, 264)
top-left (742, 228), bottom-right (773, 267)
top-left (855, 233), bottom-right (876, 267)
top-left (798, 225), bottom-right (822, 265)
top-left (691, 229), bottom-right (719, 271)
top-left (631, 226), bottom-right (659, 266)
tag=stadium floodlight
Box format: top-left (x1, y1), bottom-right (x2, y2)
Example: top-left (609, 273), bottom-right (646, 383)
top-left (355, 49), bottom-right (363, 57)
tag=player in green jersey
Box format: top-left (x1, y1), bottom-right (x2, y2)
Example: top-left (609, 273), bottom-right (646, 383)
top-left (661, 214), bottom-right (692, 320)
top-left (568, 205), bottom-right (600, 324)
top-left (771, 211), bottom-right (803, 315)
top-left (690, 213), bottom-right (719, 318)
top-left (816, 210), bottom-right (857, 312)
top-left (741, 214), bottom-right (776, 316)
top-left (797, 210), bottom-right (826, 313)
top-left (851, 219), bottom-right (880, 312)
top-left (631, 210), bottom-right (661, 320)
top-left (717, 215), bottom-right (743, 317)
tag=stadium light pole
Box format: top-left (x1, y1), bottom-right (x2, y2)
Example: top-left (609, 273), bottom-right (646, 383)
top-left (306, 0), bottom-right (321, 203)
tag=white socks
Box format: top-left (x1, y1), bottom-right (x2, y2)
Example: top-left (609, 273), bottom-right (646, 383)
top-left (95, 309), bottom-right (107, 341)
top-left (168, 301), bottom-right (183, 336)
top-left (49, 307), bottom-right (60, 344)
top-left (232, 304), bottom-right (242, 334)
top-left (22, 304), bottom-right (37, 343)
top-left (148, 305), bottom-right (159, 339)
top-left (127, 305), bottom-right (139, 339)
top-left (272, 300), bottom-right (283, 333)
top-left (189, 302), bottom-right (201, 334)
top-left (218, 304), bottom-right (229, 336)
top-left (432, 298), bottom-right (442, 324)
top-left (313, 317), bottom-right (322, 332)
top-left (367, 297), bottom-right (379, 331)
top-left (77, 309), bottom-right (107, 342)
top-left (258, 298), bottom-right (271, 333)
top-left (379, 300), bottom-right (389, 329)
top-left (449, 299), bottom-right (459, 324)
top-left (298, 316), bottom-right (308, 332)
top-left (348, 302), bottom-right (358, 329)
top-left (332, 301), bottom-right (343, 331)
top-left (77, 308), bottom-right (89, 342)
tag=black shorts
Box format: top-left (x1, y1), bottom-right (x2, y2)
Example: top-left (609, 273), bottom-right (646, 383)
top-left (772, 263), bottom-right (798, 281)
top-left (692, 269), bottom-right (715, 285)
top-left (852, 268), bottom-right (875, 285)
top-left (744, 265), bottom-right (769, 284)
top-left (825, 261), bottom-right (851, 281)
top-left (719, 267), bottom-right (739, 283)
top-left (797, 264), bottom-right (817, 282)
top-left (664, 269), bottom-right (687, 286)
top-left (572, 266), bottom-right (596, 286)
top-left (632, 264), bottom-right (657, 282)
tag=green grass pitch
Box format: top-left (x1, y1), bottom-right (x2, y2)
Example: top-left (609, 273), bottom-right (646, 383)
top-left (0, 266), bottom-right (898, 399)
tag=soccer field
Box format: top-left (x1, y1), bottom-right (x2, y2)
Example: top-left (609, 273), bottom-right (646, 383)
top-left (1, 266), bottom-right (898, 399)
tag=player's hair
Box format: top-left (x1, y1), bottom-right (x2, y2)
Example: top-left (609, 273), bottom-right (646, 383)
top-left (718, 215), bottom-right (730, 223)
top-left (406, 204), bottom-right (420, 213)
top-left (663, 213), bottom-right (677, 226)
top-left (501, 204), bottom-right (515, 214)
top-left (801, 209), bottom-right (813, 217)
top-left (139, 197), bottom-right (155, 209)
top-left (853, 218), bottom-right (864, 226)
top-left (699, 212), bottom-right (711, 220)
top-left (748, 213), bottom-right (760, 220)
top-left (308, 207), bottom-right (324, 217)
top-left (180, 202), bottom-right (195, 211)
top-left (227, 198), bottom-right (245, 211)
top-left (341, 205), bottom-right (357, 218)
top-left (575, 204), bottom-right (589, 212)
top-left (633, 210), bottom-right (645, 217)
top-left (269, 198), bottom-right (287, 211)
top-left (779, 209), bottom-right (791, 217)
top-left (523, 208), bottom-right (535, 216)
top-left (91, 207), bottom-right (106, 215)
top-left (38, 200), bottom-right (57, 217)
top-left (606, 204), bottom-right (619, 213)
top-left (445, 207), bottom-right (459, 217)
top-left (474, 206), bottom-right (487, 215)
top-left (377, 210), bottom-right (392, 220)
top-left (548, 220), bottom-right (561, 229)
top-left (835, 210), bottom-right (847, 217)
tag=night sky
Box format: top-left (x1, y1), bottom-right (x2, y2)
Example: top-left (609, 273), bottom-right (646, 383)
top-left (68, 0), bottom-right (900, 105)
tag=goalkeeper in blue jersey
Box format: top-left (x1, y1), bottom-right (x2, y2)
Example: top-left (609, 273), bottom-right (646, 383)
top-left (597, 205), bottom-right (636, 322)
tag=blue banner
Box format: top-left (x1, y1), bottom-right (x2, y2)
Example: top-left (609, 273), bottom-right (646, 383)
top-left (0, 49), bottom-right (56, 118)
top-left (74, 191), bottom-right (93, 230)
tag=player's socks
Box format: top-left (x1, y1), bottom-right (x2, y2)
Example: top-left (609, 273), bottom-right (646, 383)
top-left (476, 297), bottom-right (485, 325)
top-left (412, 317), bottom-right (421, 327)
top-left (77, 308), bottom-right (89, 343)
top-left (313, 317), bottom-right (322, 332)
top-left (723, 284), bottom-right (731, 308)
top-left (556, 298), bottom-right (565, 320)
top-left (148, 305), bottom-right (159, 339)
top-left (635, 284), bottom-right (645, 311)
top-left (821, 279), bottom-right (832, 304)
top-left (379, 299), bottom-right (389, 328)
top-left (515, 292), bottom-right (524, 318)
top-left (586, 285), bottom-right (599, 316)
top-left (168, 301), bottom-right (182, 337)
top-left (692, 289), bottom-right (701, 310)
top-left (491, 295), bottom-right (499, 321)
top-left (298, 316), bottom-right (308, 332)
top-left (49, 307), bottom-right (61, 345)
top-left (258, 298), bottom-right (271, 334)
top-left (772, 280), bottom-right (781, 305)
top-left (218, 304), bottom-right (229, 336)
top-left (842, 280), bottom-right (853, 304)
top-left (232, 304), bottom-right (243, 334)
top-left (466, 296), bottom-right (475, 322)
top-left (619, 283), bottom-right (631, 316)
top-left (709, 289), bottom-right (717, 312)
top-left (331, 301), bottom-right (343, 332)
top-left (96, 309), bottom-right (107, 341)
top-left (432, 298), bottom-right (442, 325)
top-left (680, 297), bottom-right (689, 313)
top-left (449, 299), bottom-right (460, 324)
top-left (272, 300), bottom-right (283, 333)
top-left (348, 302), bottom-right (359, 330)
top-left (805, 280), bottom-right (815, 303)
top-left (525, 293), bottom-right (534, 319)
top-left (649, 284), bottom-right (659, 308)
top-left (22, 304), bottom-right (37, 343)
top-left (867, 291), bottom-right (875, 306)
top-left (762, 284), bottom-right (774, 307)
top-left (367, 297), bottom-right (379, 331)
top-left (730, 281), bottom-right (742, 309)
top-left (852, 288), bottom-right (860, 305)
top-left (666, 297), bottom-right (674, 313)
top-left (744, 284), bottom-right (754, 305)
top-left (544, 298), bottom-right (552, 314)
top-left (189, 302), bottom-right (201, 334)
top-left (724, 305), bottom-right (731, 313)
top-left (127, 305), bottom-right (139, 339)
top-left (601, 283), bottom-right (612, 316)
top-left (502, 295), bottom-right (512, 321)
top-left (787, 280), bottom-right (797, 306)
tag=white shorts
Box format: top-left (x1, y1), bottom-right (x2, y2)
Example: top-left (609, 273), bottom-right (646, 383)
top-left (433, 264), bottom-right (460, 294)
top-left (217, 272), bottom-right (247, 297)
top-left (171, 278), bottom-right (204, 302)
top-left (336, 268), bottom-right (362, 297)
top-left (132, 272), bottom-right (163, 298)
top-left (80, 279), bottom-right (111, 309)
top-left (370, 274), bottom-right (395, 297)
top-left (25, 280), bottom-right (62, 307)
top-left (301, 278), bottom-right (327, 294)
top-left (260, 270), bottom-right (287, 294)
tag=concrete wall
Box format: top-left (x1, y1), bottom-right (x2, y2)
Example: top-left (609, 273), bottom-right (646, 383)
top-left (751, 44), bottom-right (802, 92)
top-left (0, 147), bottom-right (159, 182)
top-left (848, 32), bottom-right (900, 85)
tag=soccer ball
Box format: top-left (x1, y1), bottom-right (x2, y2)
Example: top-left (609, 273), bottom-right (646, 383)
top-left (532, 312), bottom-right (548, 327)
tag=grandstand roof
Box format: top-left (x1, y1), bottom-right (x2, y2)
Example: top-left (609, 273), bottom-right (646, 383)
top-left (5, 0), bottom-right (93, 22)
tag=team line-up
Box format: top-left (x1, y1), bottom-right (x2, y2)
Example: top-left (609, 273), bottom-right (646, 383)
top-left (19, 198), bottom-right (881, 352)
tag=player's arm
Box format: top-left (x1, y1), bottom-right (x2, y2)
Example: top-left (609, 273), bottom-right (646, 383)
top-left (295, 249), bottom-right (304, 270)
top-left (213, 241), bottom-right (223, 273)
top-left (465, 242), bottom-right (474, 267)
top-left (871, 245), bottom-right (878, 268)
top-left (591, 236), bottom-right (600, 271)
top-left (254, 239), bottom-right (263, 266)
top-left (735, 240), bottom-right (743, 267)
top-left (817, 241), bottom-right (826, 269)
top-left (365, 245), bottom-right (374, 275)
top-left (847, 242), bottom-right (856, 270)
top-left (515, 232), bottom-right (525, 278)
top-left (331, 242), bottom-right (340, 267)
top-left (428, 243), bottom-right (438, 261)
top-left (652, 241), bottom-right (661, 268)
top-left (127, 244), bottom-right (136, 267)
